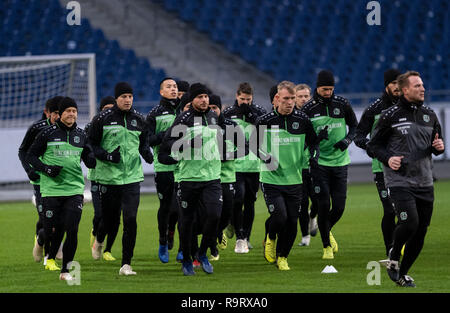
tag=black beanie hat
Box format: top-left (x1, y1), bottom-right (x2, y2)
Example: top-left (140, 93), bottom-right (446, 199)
top-left (46, 96), bottom-right (64, 113)
top-left (209, 94), bottom-right (222, 110)
top-left (179, 92), bottom-right (191, 109)
top-left (188, 83), bottom-right (209, 102)
top-left (316, 70), bottom-right (335, 87)
top-left (384, 68), bottom-right (401, 87)
top-left (100, 96), bottom-right (116, 111)
top-left (58, 97), bottom-right (78, 114)
top-left (114, 82), bottom-right (133, 99)
top-left (176, 80), bottom-right (190, 92)
top-left (269, 85), bottom-right (278, 103)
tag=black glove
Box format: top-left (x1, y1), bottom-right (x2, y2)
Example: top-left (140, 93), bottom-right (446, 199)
top-left (43, 165), bottom-right (63, 178)
top-left (106, 146), bottom-right (121, 163)
top-left (240, 102), bottom-right (251, 114)
top-left (334, 138), bottom-right (351, 151)
top-left (27, 170), bottom-right (40, 181)
top-left (143, 153), bottom-right (154, 165)
top-left (317, 126), bottom-right (329, 141)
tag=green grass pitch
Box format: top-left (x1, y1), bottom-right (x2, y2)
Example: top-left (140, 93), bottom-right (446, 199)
top-left (1, 180), bottom-right (449, 293)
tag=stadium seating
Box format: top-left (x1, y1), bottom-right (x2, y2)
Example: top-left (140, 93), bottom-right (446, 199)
top-left (154, 0), bottom-right (450, 102)
top-left (2, 0), bottom-right (449, 106)
top-left (1, 0), bottom-right (166, 107)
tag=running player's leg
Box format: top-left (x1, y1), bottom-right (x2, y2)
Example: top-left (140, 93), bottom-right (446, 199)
top-left (298, 170), bottom-right (310, 239)
top-left (242, 172), bottom-right (259, 243)
top-left (198, 180), bottom-right (222, 257)
top-left (61, 195), bottom-right (83, 273)
top-left (121, 182), bottom-right (140, 267)
top-left (262, 184), bottom-right (286, 244)
top-left (328, 165), bottom-right (348, 229)
top-left (218, 183), bottom-right (234, 242)
top-left (97, 185), bottom-right (121, 247)
top-left (34, 185), bottom-right (49, 255)
top-left (312, 165), bottom-right (332, 248)
top-left (90, 181), bottom-right (102, 238)
top-left (374, 172), bottom-right (396, 256)
top-left (261, 183), bottom-right (286, 263)
top-left (42, 197), bottom-right (64, 261)
top-left (233, 172), bottom-right (246, 240)
top-left (167, 191), bottom-right (179, 250)
top-left (279, 185), bottom-right (302, 258)
top-left (155, 171), bottom-right (175, 246)
top-left (389, 187), bottom-right (419, 262)
top-left (399, 188), bottom-right (434, 277)
top-left (178, 181), bottom-right (201, 263)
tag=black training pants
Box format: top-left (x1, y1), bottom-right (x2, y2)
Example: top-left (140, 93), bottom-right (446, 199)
top-left (155, 171), bottom-right (177, 245)
top-left (233, 172), bottom-right (259, 240)
top-left (261, 183), bottom-right (302, 258)
top-left (299, 169), bottom-right (319, 237)
top-left (97, 182), bottom-right (140, 266)
top-left (42, 195), bottom-right (83, 273)
top-left (218, 183), bottom-right (234, 241)
top-left (178, 179), bottom-right (222, 262)
top-left (388, 186), bottom-right (434, 276)
top-left (374, 172), bottom-right (396, 256)
top-left (90, 181), bottom-right (102, 237)
top-left (311, 165), bottom-right (348, 248)
top-left (33, 184), bottom-right (50, 254)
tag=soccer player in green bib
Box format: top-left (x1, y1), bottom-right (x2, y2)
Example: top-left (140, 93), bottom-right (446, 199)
top-left (146, 77), bottom-right (180, 263)
top-left (85, 96), bottom-right (117, 261)
top-left (88, 82), bottom-right (154, 276)
top-left (158, 83), bottom-right (222, 276)
top-left (355, 69), bottom-right (401, 257)
top-left (208, 94), bottom-right (249, 260)
top-left (223, 82), bottom-right (266, 253)
top-left (19, 96), bottom-right (61, 262)
top-left (301, 70), bottom-right (358, 259)
top-left (27, 97), bottom-right (96, 281)
top-left (257, 81), bottom-right (319, 270)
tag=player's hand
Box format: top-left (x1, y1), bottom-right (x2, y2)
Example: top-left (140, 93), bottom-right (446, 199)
top-left (143, 153), bottom-right (154, 165)
top-left (106, 146), bottom-right (121, 163)
top-left (44, 165), bottom-right (63, 177)
top-left (388, 156), bottom-right (404, 171)
top-left (333, 138), bottom-right (351, 151)
top-left (240, 102), bottom-right (251, 114)
top-left (317, 126), bottom-right (329, 141)
top-left (432, 133), bottom-right (444, 151)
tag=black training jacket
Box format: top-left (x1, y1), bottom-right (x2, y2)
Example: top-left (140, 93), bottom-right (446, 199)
top-left (355, 91), bottom-right (398, 151)
top-left (222, 101), bottom-right (267, 125)
top-left (18, 118), bottom-right (52, 181)
top-left (367, 96), bottom-right (444, 188)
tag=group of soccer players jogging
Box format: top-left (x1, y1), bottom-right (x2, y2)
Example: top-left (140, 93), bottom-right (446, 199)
top-left (19, 68), bottom-right (444, 287)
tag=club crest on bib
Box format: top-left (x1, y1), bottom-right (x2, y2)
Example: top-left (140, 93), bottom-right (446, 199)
top-left (400, 211), bottom-right (408, 221)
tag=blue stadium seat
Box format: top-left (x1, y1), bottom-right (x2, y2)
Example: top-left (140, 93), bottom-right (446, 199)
top-left (2, 0), bottom-right (450, 103)
top-left (0, 0), bottom-right (168, 103)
